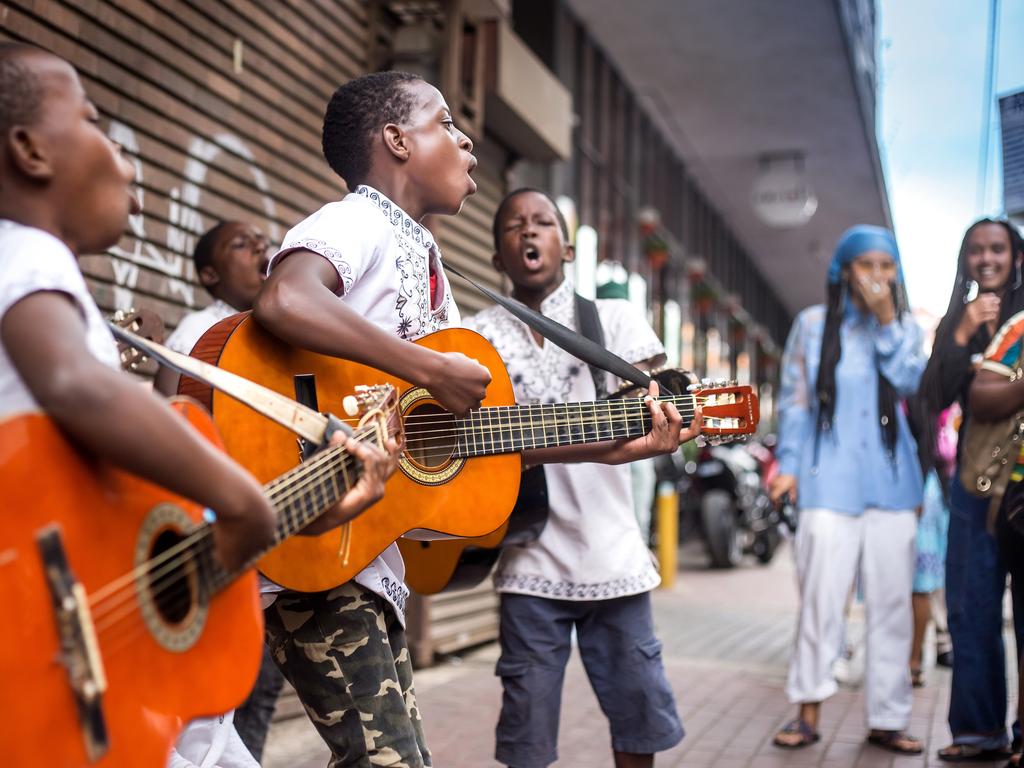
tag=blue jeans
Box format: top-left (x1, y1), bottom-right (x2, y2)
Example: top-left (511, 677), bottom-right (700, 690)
top-left (495, 592), bottom-right (683, 767)
top-left (947, 476), bottom-right (1024, 748)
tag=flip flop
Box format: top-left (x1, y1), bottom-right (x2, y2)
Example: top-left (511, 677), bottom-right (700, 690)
top-left (773, 719), bottom-right (820, 749)
top-left (868, 730), bottom-right (923, 755)
top-left (937, 743), bottom-right (1013, 762)
top-left (911, 667), bottom-right (924, 688)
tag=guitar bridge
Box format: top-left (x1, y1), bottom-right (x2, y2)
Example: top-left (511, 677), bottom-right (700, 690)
top-left (37, 525), bottom-right (109, 762)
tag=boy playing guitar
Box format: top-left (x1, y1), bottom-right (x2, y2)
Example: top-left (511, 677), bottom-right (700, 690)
top-left (254, 72), bottom-right (700, 766)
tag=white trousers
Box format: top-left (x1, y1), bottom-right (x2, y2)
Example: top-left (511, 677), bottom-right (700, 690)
top-left (785, 508), bottom-right (916, 730)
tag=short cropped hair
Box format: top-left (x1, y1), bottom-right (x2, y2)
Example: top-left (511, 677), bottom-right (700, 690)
top-left (0, 43), bottom-right (48, 139)
top-left (321, 71), bottom-right (422, 187)
top-left (192, 221), bottom-right (233, 286)
top-left (492, 187), bottom-right (570, 249)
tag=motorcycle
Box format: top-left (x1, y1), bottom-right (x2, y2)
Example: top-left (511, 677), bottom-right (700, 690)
top-left (658, 437), bottom-right (783, 568)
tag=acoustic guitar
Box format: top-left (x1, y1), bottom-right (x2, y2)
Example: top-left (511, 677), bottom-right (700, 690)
top-left (0, 387), bottom-right (394, 766)
top-left (400, 370), bottom-right (759, 594)
top-left (181, 312), bottom-right (758, 594)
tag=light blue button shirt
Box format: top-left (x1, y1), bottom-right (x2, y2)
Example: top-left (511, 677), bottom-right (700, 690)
top-left (775, 303), bottom-right (926, 514)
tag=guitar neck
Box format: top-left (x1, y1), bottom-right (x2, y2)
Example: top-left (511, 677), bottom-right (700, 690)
top-left (198, 436), bottom-right (363, 595)
top-left (455, 393), bottom-right (698, 457)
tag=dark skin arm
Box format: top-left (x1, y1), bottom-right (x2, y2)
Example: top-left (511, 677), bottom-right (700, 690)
top-left (969, 367), bottom-right (1024, 421)
top-left (153, 363), bottom-right (179, 397)
top-left (255, 250), bottom-right (491, 417)
top-left (3, 290), bottom-right (276, 571)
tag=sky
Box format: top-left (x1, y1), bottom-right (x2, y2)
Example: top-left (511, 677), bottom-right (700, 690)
top-left (878, 0), bottom-right (1024, 317)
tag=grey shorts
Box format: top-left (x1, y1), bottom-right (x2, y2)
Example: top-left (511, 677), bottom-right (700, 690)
top-left (495, 591), bottom-right (684, 767)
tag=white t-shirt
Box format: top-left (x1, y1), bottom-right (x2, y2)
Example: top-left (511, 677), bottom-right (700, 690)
top-left (270, 185), bottom-right (460, 624)
top-left (0, 220), bottom-right (119, 419)
top-left (168, 711), bottom-right (258, 768)
top-left (464, 278), bottom-right (666, 600)
top-left (166, 298), bottom-right (239, 355)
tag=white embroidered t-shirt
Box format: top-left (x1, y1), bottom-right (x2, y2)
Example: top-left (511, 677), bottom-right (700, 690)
top-left (464, 278), bottom-right (666, 600)
top-left (165, 298), bottom-right (239, 355)
top-left (0, 220), bottom-right (119, 418)
top-left (270, 185), bottom-right (460, 624)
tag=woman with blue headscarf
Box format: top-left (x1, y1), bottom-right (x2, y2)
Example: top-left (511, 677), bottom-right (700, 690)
top-left (770, 226), bottom-right (926, 754)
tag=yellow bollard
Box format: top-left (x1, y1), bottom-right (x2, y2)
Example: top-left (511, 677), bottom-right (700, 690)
top-left (656, 480), bottom-right (679, 589)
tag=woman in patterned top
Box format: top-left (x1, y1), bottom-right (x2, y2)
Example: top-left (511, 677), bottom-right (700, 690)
top-left (965, 226), bottom-right (1024, 768)
top-left (918, 218), bottom-right (1024, 763)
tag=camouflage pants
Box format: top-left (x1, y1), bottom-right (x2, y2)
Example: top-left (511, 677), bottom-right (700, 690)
top-left (264, 583), bottom-right (431, 768)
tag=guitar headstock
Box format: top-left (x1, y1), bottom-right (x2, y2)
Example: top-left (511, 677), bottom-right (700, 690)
top-left (688, 378), bottom-right (760, 444)
top-left (111, 307), bottom-right (165, 376)
top-left (342, 384), bottom-right (403, 446)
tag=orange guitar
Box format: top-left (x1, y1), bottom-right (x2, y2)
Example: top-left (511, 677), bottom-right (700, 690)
top-left (182, 313), bottom-right (758, 594)
top-left (400, 372), bottom-right (760, 594)
top-left (0, 389), bottom-right (393, 766)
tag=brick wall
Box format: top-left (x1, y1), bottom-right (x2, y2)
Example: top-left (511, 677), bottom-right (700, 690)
top-left (1, 0), bottom-right (505, 329)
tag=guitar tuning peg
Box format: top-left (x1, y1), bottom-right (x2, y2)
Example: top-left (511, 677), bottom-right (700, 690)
top-left (687, 383), bottom-right (702, 392)
top-left (342, 395), bottom-right (360, 416)
top-left (694, 435), bottom-right (707, 447)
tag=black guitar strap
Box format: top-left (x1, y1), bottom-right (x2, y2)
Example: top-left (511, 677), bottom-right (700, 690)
top-left (575, 293), bottom-right (608, 399)
top-left (444, 263), bottom-right (652, 391)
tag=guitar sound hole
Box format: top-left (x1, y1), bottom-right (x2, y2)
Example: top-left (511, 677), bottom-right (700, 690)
top-left (405, 402), bottom-right (457, 469)
top-left (147, 529), bottom-right (197, 625)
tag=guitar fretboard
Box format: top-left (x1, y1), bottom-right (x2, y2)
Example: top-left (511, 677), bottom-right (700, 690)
top-left (196, 433), bottom-right (365, 595)
top-left (455, 394), bottom-right (698, 457)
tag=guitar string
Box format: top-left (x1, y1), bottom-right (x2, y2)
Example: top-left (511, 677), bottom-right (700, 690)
top-left (376, 399), bottom-right (706, 439)
top-left (88, 448), bottom-right (362, 626)
top-left (82, 391), bottom-right (732, 652)
top-left (395, 406), bottom-right (705, 452)
top-left (88, 430), bottom-right (372, 619)
top-left (400, 413), bottom-right (702, 459)
top-left (89, 448), bottom-right (364, 634)
top-left (87, 397), bottom-right (726, 634)
top-left (89, 398), bottom-right (712, 620)
top-left (91, 441), bottom-right (367, 651)
top-left (87, 428), bottom-right (368, 608)
top-left (89, 459), bottom-right (362, 639)
top-left (321, 394), bottom-right (711, 428)
top-left (88, 400), bottom-right (674, 620)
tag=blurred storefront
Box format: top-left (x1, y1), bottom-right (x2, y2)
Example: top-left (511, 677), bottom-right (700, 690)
top-left (0, 0), bottom-right (892, 665)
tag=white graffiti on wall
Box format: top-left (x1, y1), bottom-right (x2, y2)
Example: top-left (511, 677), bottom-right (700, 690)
top-left (106, 121), bottom-right (280, 312)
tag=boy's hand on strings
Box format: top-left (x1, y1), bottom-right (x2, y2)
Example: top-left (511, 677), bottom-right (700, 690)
top-left (425, 351), bottom-right (492, 416)
top-left (209, 477), bottom-right (278, 573)
top-left (601, 381), bottom-right (702, 464)
top-left (299, 432), bottom-right (401, 535)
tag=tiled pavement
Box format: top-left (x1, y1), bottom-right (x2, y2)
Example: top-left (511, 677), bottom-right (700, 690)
top-left (262, 544), bottom-right (989, 768)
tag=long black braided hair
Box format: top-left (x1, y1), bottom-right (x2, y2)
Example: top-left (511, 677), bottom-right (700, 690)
top-left (915, 218), bottom-right (1024, 474)
top-left (814, 269), bottom-right (909, 461)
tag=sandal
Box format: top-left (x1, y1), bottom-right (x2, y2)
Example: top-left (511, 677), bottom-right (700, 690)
top-left (937, 743), bottom-right (1014, 762)
top-left (868, 730), bottom-right (923, 755)
top-left (773, 718), bottom-right (820, 749)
